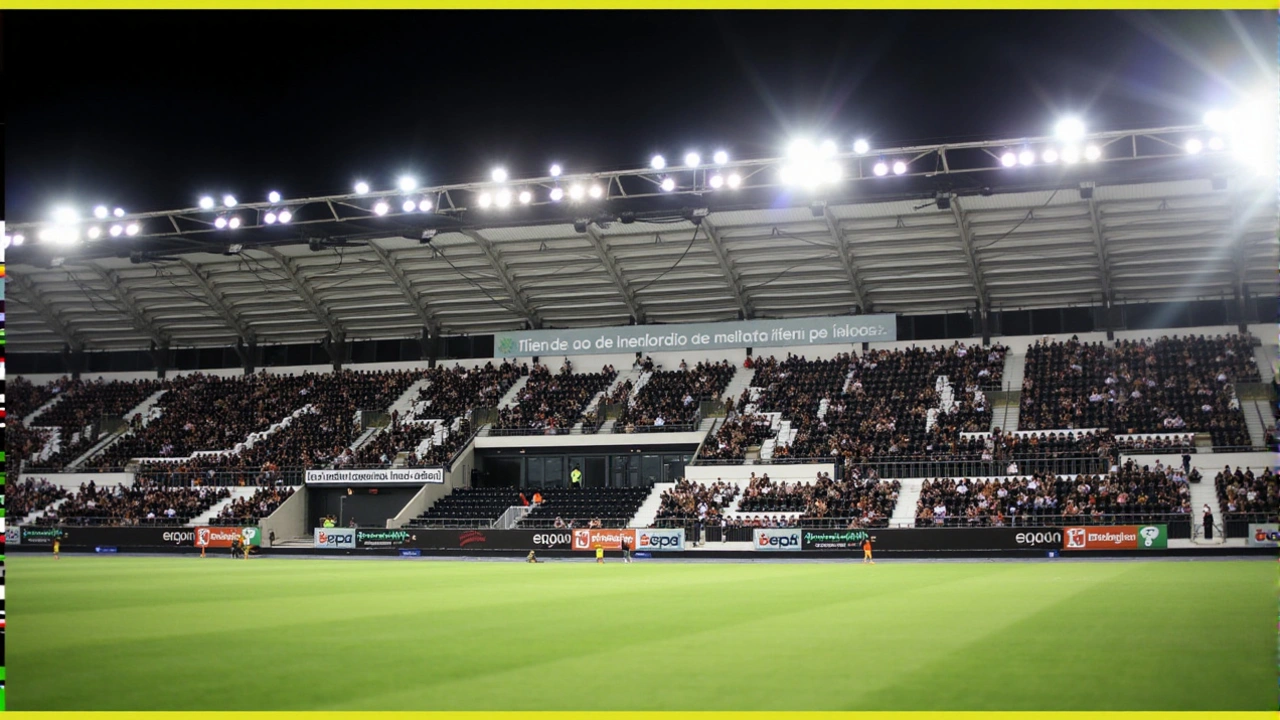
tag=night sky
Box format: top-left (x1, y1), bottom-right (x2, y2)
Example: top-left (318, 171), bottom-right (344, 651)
top-left (5, 10), bottom-right (1275, 223)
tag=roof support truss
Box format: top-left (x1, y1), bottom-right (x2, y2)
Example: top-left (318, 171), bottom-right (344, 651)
top-left (583, 225), bottom-right (646, 324)
top-left (1085, 196), bottom-right (1115, 303)
top-left (259, 247), bottom-right (345, 340)
top-left (177, 258), bottom-right (256, 344)
top-left (949, 198), bottom-right (990, 310)
top-left (459, 229), bottom-right (541, 329)
top-left (699, 219), bottom-right (753, 320)
top-left (11, 273), bottom-right (82, 350)
top-left (822, 208), bottom-right (872, 313)
top-left (366, 241), bottom-right (441, 332)
top-left (86, 264), bottom-right (170, 347)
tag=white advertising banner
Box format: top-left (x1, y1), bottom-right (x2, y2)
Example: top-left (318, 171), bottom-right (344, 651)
top-left (633, 528), bottom-right (686, 552)
top-left (752, 528), bottom-right (803, 551)
top-left (314, 528), bottom-right (357, 549)
top-left (305, 468), bottom-right (444, 485)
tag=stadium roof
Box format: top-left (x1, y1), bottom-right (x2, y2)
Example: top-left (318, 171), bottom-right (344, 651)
top-left (6, 125), bottom-right (1277, 353)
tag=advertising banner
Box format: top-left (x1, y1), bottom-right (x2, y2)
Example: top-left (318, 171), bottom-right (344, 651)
top-left (21, 526), bottom-right (196, 547)
top-left (571, 528), bottom-right (637, 551)
top-left (355, 529), bottom-right (417, 549)
top-left (1247, 523), bottom-right (1280, 548)
top-left (194, 526), bottom-right (261, 548)
top-left (406, 529), bottom-right (575, 551)
top-left (753, 528), bottom-right (803, 551)
top-left (5, 528), bottom-right (19, 545)
top-left (633, 528), bottom-right (686, 552)
top-left (305, 468), bottom-right (444, 485)
top-left (1062, 525), bottom-right (1167, 551)
top-left (314, 528), bottom-right (357, 549)
top-left (802, 529), bottom-right (872, 550)
top-left (801, 528), bottom-right (1064, 551)
top-left (494, 314), bottom-right (898, 358)
top-left (19, 527), bottom-right (60, 545)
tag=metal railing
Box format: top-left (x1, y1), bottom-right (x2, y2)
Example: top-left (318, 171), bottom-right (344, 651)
top-left (27, 515), bottom-right (206, 527)
top-left (690, 455), bottom-right (1110, 478)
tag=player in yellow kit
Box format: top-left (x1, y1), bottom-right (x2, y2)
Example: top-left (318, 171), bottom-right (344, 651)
top-left (595, 543), bottom-right (604, 564)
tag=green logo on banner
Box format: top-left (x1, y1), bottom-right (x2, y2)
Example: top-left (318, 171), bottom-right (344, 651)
top-left (1137, 525), bottom-right (1167, 549)
top-left (498, 337), bottom-right (515, 354)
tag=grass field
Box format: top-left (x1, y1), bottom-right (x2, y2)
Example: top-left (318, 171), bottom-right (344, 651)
top-left (8, 555), bottom-right (1276, 711)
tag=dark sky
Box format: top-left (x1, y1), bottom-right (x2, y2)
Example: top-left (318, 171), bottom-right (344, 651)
top-left (5, 10), bottom-right (1275, 223)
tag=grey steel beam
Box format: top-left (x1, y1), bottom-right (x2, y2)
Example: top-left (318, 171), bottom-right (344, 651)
top-left (10, 274), bottom-right (83, 350)
top-left (86, 264), bottom-right (170, 347)
top-left (177, 258), bottom-right (256, 344)
top-left (699, 218), bottom-right (753, 320)
top-left (366, 240), bottom-right (442, 331)
top-left (459, 229), bottom-right (541, 328)
top-left (259, 246), bottom-right (345, 340)
top-left (1085, 196), bottom-right (1115, 303)
top-left (822, 208), bottom-right (873, 312)
top-left (949, 198), bottom-right (990, 310)
top-left (583, 224), bottom-right (646, 324)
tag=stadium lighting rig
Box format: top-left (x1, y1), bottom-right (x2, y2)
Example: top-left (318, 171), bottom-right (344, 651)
top-left (9, 110), bottom-right (1270, 251)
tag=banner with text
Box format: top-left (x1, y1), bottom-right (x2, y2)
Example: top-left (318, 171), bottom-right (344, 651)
top-left (753, 528), bottom-right (803, 551)
top-left (1247, 523), bottom-right (1279, 548)
top-left (305, 468), bottom-right (444, 485)
top-left (1063, 525), bottom-right (1167, 551)
top-left (195, 526), bottom-right (261, 548)
top-left (314, 528), bottom-right (357, 549)
top-left (494, 314), bottom-right (897, 358)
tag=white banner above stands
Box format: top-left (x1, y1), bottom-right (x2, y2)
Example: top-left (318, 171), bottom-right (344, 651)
top-left (493, 314), bottom-right (897, 358)
top-left (305, 468), bottom-right (444, 485)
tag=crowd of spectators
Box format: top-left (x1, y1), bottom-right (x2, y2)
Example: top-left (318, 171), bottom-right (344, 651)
top-left (9, 376), bottom-right (71, 420)
top-left (1020, 334), bottom-right (1258, 448)
top-left (8, 478), bottom-right (71, 518)
top-left (215, 486), bottom-right (296, 522)
top-left (38, 480), bottom-right (231, 526)
top-left (14, 378), bottom-right (163, 470)
top-left (654, 478), bottom-right (741, 521)
top-left (616, 361), bottom-right (735, 431)
top-left (1112, 434), bottom-right (1197, 454)
top-left (1215, 465), bottom-right (1279, 521)
top-left (494, 363), bottom-right (616, 434)
top-left (737, 471), bottom-right (900, 527)
top-left (698, 413), bottom-right (775, 460)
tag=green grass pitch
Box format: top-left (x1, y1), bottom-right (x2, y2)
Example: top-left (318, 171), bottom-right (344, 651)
top-left (8, 555), bottom-right (1275, 710)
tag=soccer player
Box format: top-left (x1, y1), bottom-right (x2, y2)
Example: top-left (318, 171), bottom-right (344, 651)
top-left (622, 536), bottom-right (632, 564)
top-left (595, 543), bottom-right (604, 564)
top-left (862, 537), bottom-right (875, 564)
top-left (53, 534), bottom-right (61, 560)
top-left (527, 550), bottom-right (540, 563)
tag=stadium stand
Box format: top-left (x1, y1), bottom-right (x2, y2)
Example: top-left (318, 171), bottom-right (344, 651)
top-left (8, 478), bottom-right (71, 519)
top-left (1214, 465), bottom-right (1279, 523)
top-left (38, 482), bottom-right (232, 526)
top-left (215, 486), bottom-right (297, 523)
top-left (698, 413), bottom-right (775, 461)
top-left (493, 363), bottom-right (617, 434)
top-left (19, 378), bottom-right (163, 470)
top-left (738, 472), bottom-right (902, 528)
top-left (655, 479), bottom-right (741, 521)
top-left (518, 488), bottom-right (650, 527)
top-left (615, 360), bottom-right (735, 432)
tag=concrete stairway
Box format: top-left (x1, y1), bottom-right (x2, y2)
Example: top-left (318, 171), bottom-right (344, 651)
top-left (24, 396), bottom-right (64, 425)
top-left (888, 478), bottom-right (925, 527)
top-left (630, 483), bottom-right (671, 528)
top-left (68, 389), bottom-right (171, 469)
top-left (190, 487), bottom-right (259, 526)
top-left (719, 365), bottom-right (755, 409)
top-left (390, 378), bottom-right (431, 418)
top-left (1253, 344), bottom-right (1277, 384)
top-left (1243, 399), bottom-right (1271, 448)
top-left (20, 498), bottom-right (69, 526)
top-left (1002, 350), bottom-right (1027, 390)
top-left (1187, 479), bottom-right (1225, 545)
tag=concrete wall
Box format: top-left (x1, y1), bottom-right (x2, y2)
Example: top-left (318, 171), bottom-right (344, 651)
top-left (17, 471), bottom-right (133, 490)
top-left (683, 462), bottom-right (837, 484)
top-left (475, 430), bottom-right (707, 450)
top-left (258, 485), bottom-right (308, 545)
top-left (1120, 450), bottom-right (1277, 475)
top-left (387, 443), bottom-right (475, 529)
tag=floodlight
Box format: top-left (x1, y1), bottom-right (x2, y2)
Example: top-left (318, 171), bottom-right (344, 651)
top-left (713, 150), bottom-right (729, 165)
top-left (94, 206), bottom-right (109, 219)
top-left (1062, 145), bottom-right (1081, 164)
top-left (549, 164), bottom-right (562, 177)
top-left (651, 155), bottom-right (666, 170)
top-left (820, 139), bottom-right (838, 158)
top-left (1018, 149), bottom-right (1035, 166)
top-left (788, 139), bottom-right (814, 158)
top-left (268, 191), bottom-right (282, 203)
top-left (110, 225), bottom-right (124, 237)
top-left (126, 223), bottom-right (140, 236)
top-left (114, 207), bottom-right (126, 218)
top-left (478, 192), bottom-right (493, 208)
top-left (215, 217), bottom-right (229, 229)
top-left (228, 217), bottom-right (242, 230)
top-left (265, 212), bottom-right (278, 224)
top-left (1055, 117), bottom-right (1086, 142)
top-left (398, 176), bottom-right (418, 192)
top-left (518, 190), bottom-right (532, 204)
top-left (492, 168), bottom-right (508, 183)
top-left (588, 184), bottom-right (603, 199)
top-left (223, 195), bottom-right (238, 208)
top-left (661, 177), bottom-right (676, 192)
top-left (418, 200), bottom-right (433, 212)
top-left (1042, 148), bottom-right (1059, 164)
top-left (1208, 136), bottom-right (1225, 151)
top-left (1185, 138), bottom-right (1203, 155)
top-left (495, 189), bottom-right (512, 207)
top-left (1000, 152), bottom-right (1017, 168)
top-left (403, 200), bottom-right (417, 213)
top-left (227, 244), bottom-right (244, 254)
top-left (200, 196), bottom-right (216, 210)
top-left (354, 181), bottom-right (371, 195)
top-left (550, 187), bottom-right (565, 202)
top-left (709, 174), bottom-right (725, 189)
top-left (1203, 109), bottom-right (1229, 132)
top-left (569, 185), bottom-right (585, 201)
top-left (278, 210), bottom-right (293, 223)
top-left (52, 207), bottom-right (79, 224)
top-left (373, 201), bottom-right (390, 216)
top-left (87, 226), bottom-right (102, 239)
top-left (892, 160), bottom-right (908, 175)
top-left (1084, 145), bottom-right (1102, 162)
top-left (684, 152), bottom-right (701, 168)
top-left (1, 235), bottom-right (8, 250)
top-left (853, 138), bottom-right (870, 155)
top-left (38, 229), bottom-right (51, 242)
top-left (726, 173), bottom-right (742, 189)
top-left (573, 219), bottom-right (589, 233)
top-left (12, 234), bottom-right (23, 246)
top-left (824, 162), bottom-right (843, 183)
top-left (873, 161), bottom-right (889, 177)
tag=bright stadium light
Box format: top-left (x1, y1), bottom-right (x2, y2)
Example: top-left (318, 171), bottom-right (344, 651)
top-left (651, 155), bottom-right (666, 170)
top-left (126, 223), bottom-right (140, 236)
top-left (1185, 138), bottom-right (1203, 155)
top-left (1042, 148), bottom-right (1059, 164)
top-left (518, 190), bottom-right (532, 205)
top-left (495, 189), bottom-right (512, 207)
top-left (268, 191), bottom-right (282, 204)
top-left (200, 196), bottom-right (216, 209)
top-left (354, 181), bottom-right (371, 195)
top-left (853, 138), bottom-right (870, 155)
top-left (820, 139), bottom-right (838, 158)
top-left (478, 192), bottom-right (493, 208)
top-left (1055, 117), bottom-right (1086, 142)
top-left (709, 174), bottom-right (725, 189)
top-left (550, 187), bottom-right (565, 202)
top-left (223, 195), bottom-right (238, 208)
top-left (113, 207), bottom-right (126, 218)
top-left (588, 184), bottom-right (604, 199)
top-left (94, 205), bottom-right (109, 219)
top-left (265, 212), bottom-right (278, 224)
top-left (726, 173), bottom-right (742, 189)
top-left (87, 226), bottom-right (102, 239)
top-left (52, 207), bottom-right (79, 225)
top-left (1000, 151), bottom-right (1017, 168)
top-left (549, 164), bottom-right (562, 177)
top-left (1203, 109), bottom-right (1229, 132)
top-left (398, 176), bottom-right (418, 192)
top-left (403, 200), bottom-right (417, 213)
top-left (418, 199), bottom-right (433, 212)
top-left (569, 184), bottom-right (585, 201)
top-left (788, 139), bottom-right (814, 158)
top-left (12, 233), bottom-right (24, 246)
top-left (660, 177), bottom-right (676, 192)
top-left (278, 209), bottom-right (293, 223)
top-left (109, 225), bottom-right (124, 238)
top-left (713, 150), bottom-right (729, 165)
top-left (824, 162), bottom-right (843, 183)
top-left (684, 152), bottom-right (701, 168)
top-left (491, 167), bottom-right (508, 183)
top-left (1018, 149), bottom-right (1035, 166)
top-left (892, 160), bottom-right (908, 175)
top-left (373, 200), bottom-right (390, 216)
top-left (1208, 136), bottom-right (1225, 151)
top-left (1084, 144), bottom-right (1102, 162)
top-left (228, 217), bottom-right (241, 230)
top-left (215, 216), bottom-right (228, 229)
top-left (873, 161), bottom-right (889, 177)
top-left (1062, 145), bottom-right (1081, 164)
